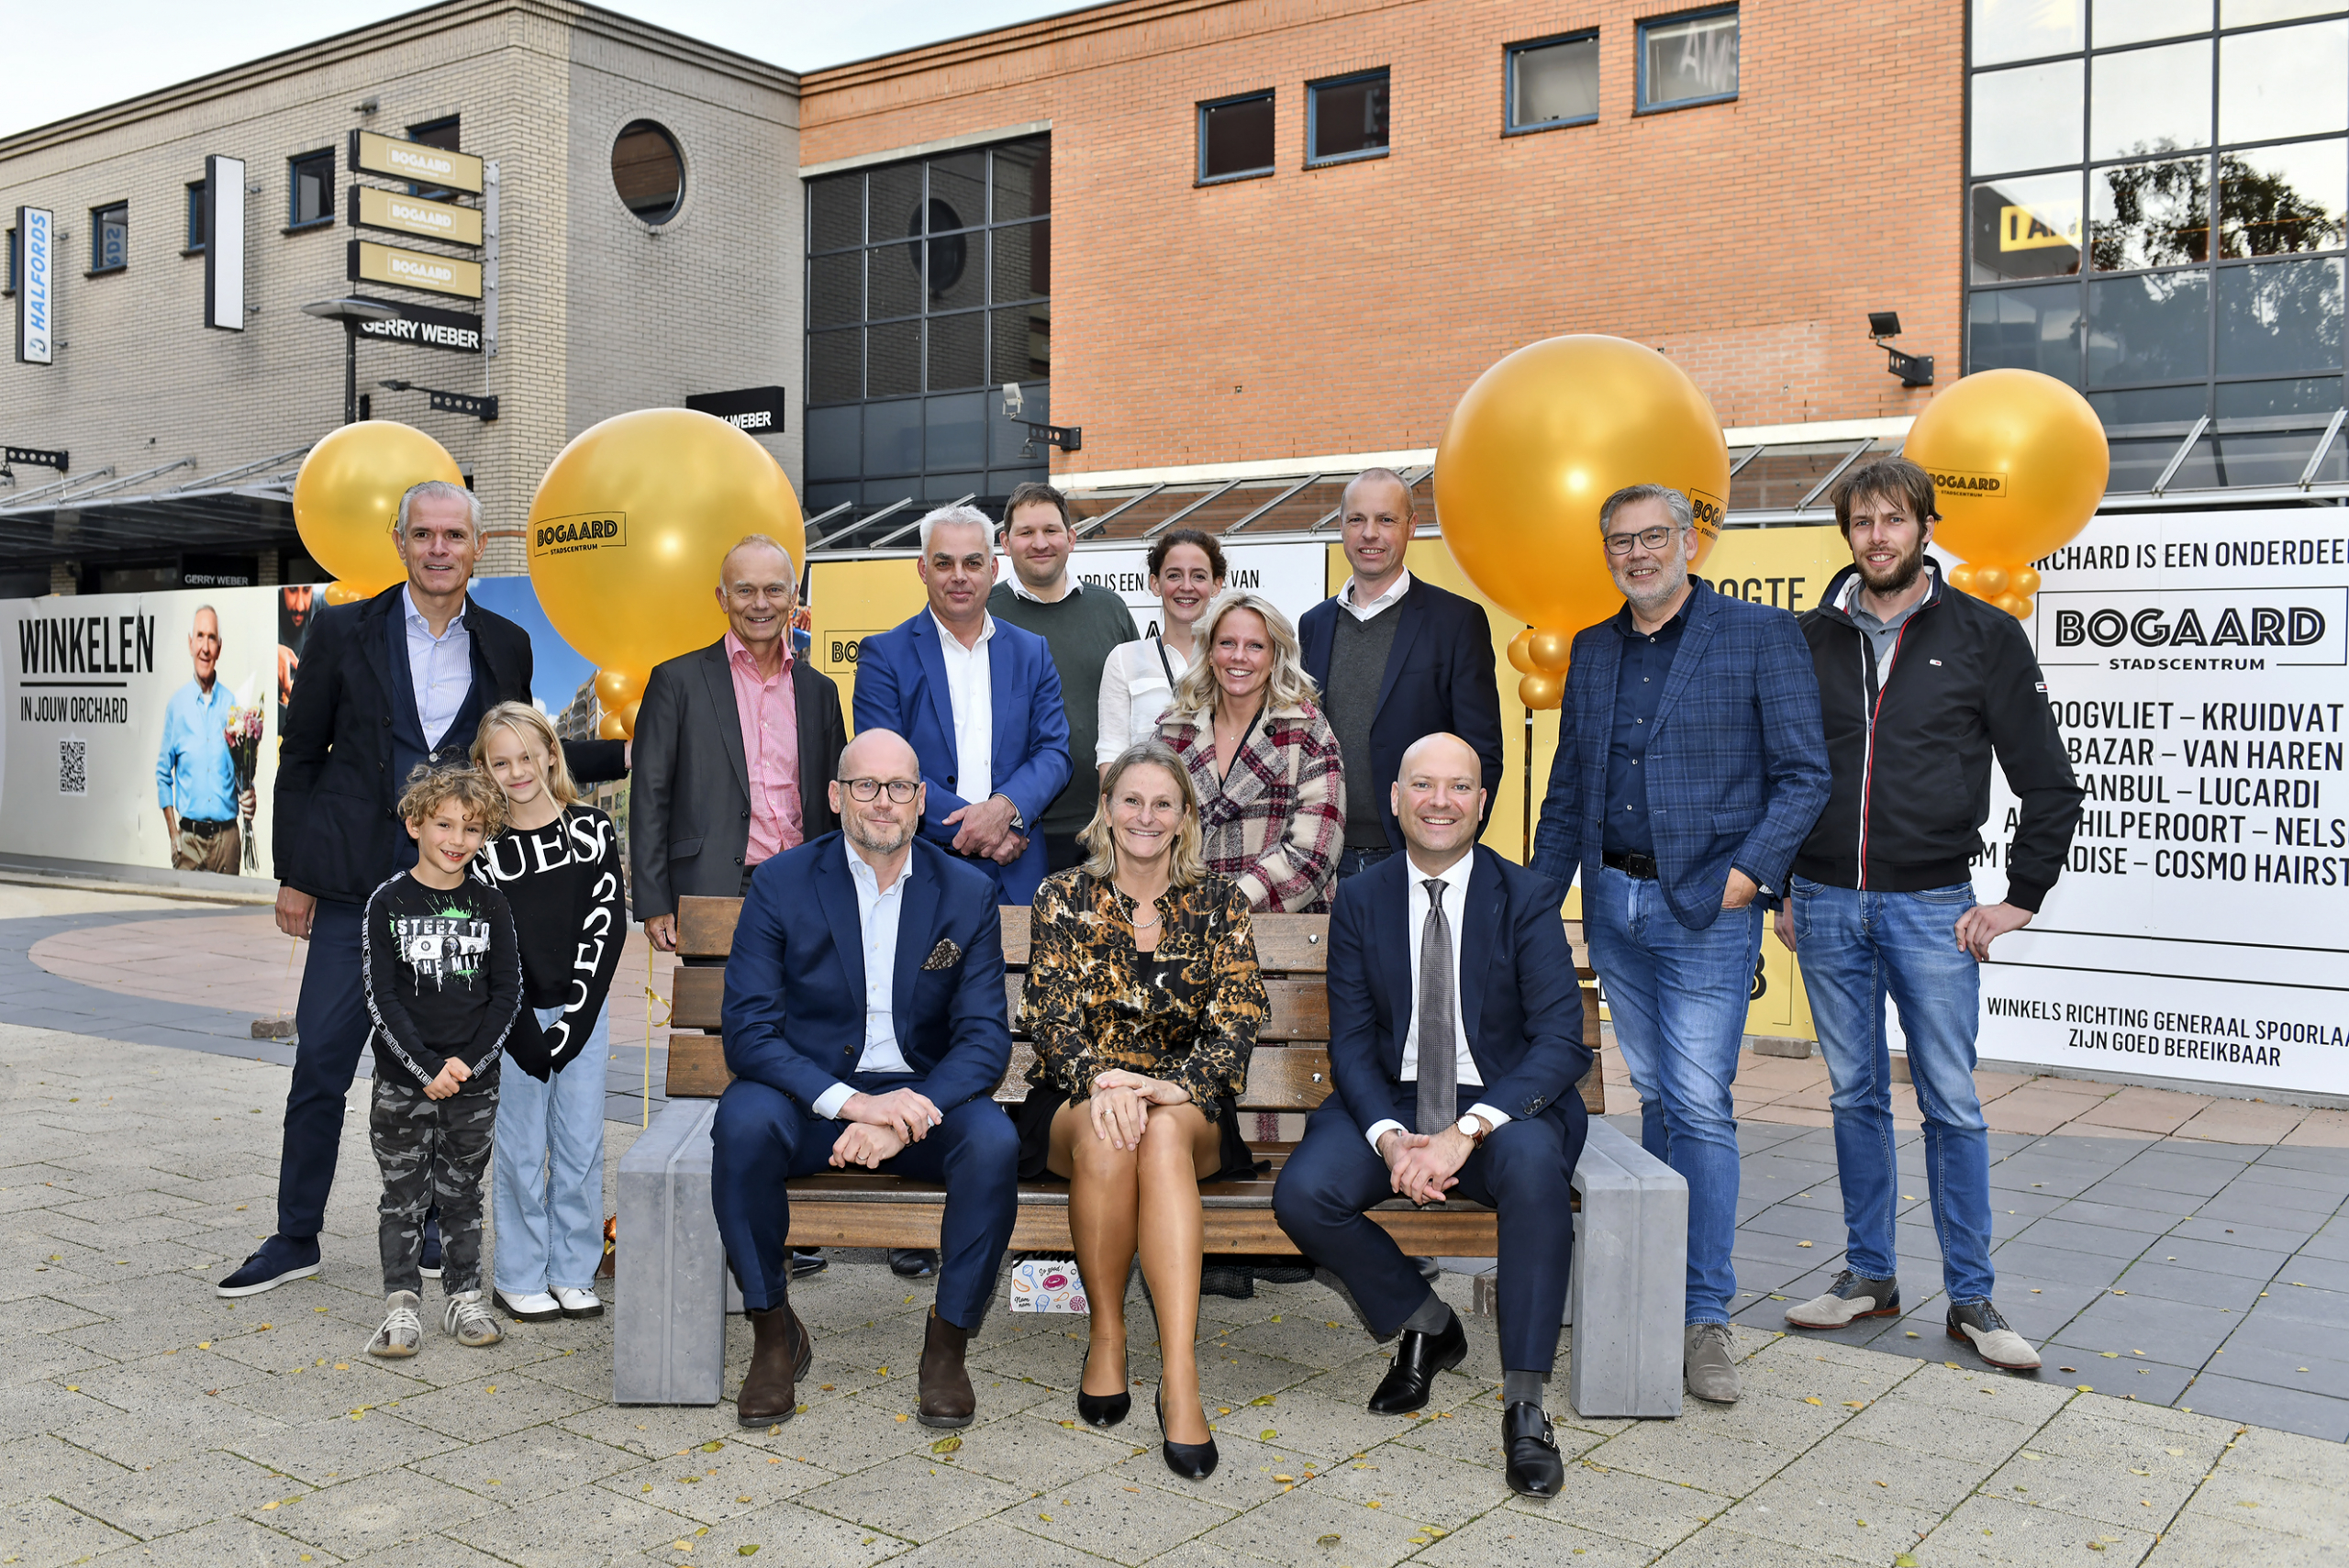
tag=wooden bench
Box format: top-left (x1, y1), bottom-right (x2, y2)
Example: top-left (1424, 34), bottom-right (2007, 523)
top-left (616, 894), bottom-right (1687, 1418)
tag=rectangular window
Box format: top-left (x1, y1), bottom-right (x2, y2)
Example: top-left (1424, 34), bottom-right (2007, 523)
top-left (1308, 69), bottom-right (1390, 164)
top-left (1198, 90), bottom-right (1275, 183)
top-left (1508, 33), bottom-right (1600, 130)
top-left (91, 202), bottom-right (128, 272)
top-left (1639, 7), bottom-right (1740, 112)
top-left (289, 149), bottom-right (335, 228)
top-left (185, 181), bottom-right (207, 251)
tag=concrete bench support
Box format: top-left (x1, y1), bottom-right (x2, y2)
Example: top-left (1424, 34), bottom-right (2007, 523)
top-left (615, 1099), bottom-right (731, 1405)
top-left (1564, 1118), bottom-right (1687, 1419)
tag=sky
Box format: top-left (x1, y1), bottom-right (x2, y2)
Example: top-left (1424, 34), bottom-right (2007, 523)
top-left (2, 0), bottom-right (1074, 139)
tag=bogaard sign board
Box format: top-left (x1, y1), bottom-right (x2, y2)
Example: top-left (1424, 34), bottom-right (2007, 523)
top-left (351, 185), bottom-right (484, 247)
top-left (349, 128), bottom-right (484, 195)
top-left (1953, 512), bottom-right (2349, 1095)
top-left (14, 206), bottom-right (52, 364)
top-left (349, 239), bottom-right (484, 301)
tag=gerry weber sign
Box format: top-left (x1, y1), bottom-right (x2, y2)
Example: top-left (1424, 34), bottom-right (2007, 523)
top-left (685, 386), bottom-right (787, 434)
top-left (14, 206), bottom-right (52, 365)
top-left (349, 295), bottom-right (482, 354)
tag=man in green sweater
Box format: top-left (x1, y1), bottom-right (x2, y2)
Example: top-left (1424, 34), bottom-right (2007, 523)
top-left (986, 482), bottom-right (1140, 873)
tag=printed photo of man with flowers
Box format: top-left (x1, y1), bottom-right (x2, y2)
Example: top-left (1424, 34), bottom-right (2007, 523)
top-left (157, 604), bottom-right (257, 873)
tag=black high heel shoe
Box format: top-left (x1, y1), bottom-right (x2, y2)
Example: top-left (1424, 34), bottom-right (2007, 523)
top-left (1154, 1386), bottom-right (1219, 1480)
top-left (1075, 1346), bottom-right (1130, 1429)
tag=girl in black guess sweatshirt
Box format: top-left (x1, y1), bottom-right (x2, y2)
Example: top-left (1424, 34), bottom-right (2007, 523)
top-left (469, 702), bottom-right (626, 1323)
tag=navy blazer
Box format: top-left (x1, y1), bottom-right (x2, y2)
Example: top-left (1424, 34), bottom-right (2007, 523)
top-left (719, 833), bottom-right (1011, 1115)
top-left (1298, 578), bottom-right (1505, 851)
top-left (1529, 577), bottom-right (1831, 930)
top-left (851, 609), bottom-right (1073, 905)
top-left (1324, 844), bottom-right (1589, 1131)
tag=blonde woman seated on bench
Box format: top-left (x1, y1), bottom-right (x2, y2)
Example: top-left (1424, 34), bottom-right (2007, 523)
top-left (1015, 741), bottom-right (1269, 1482)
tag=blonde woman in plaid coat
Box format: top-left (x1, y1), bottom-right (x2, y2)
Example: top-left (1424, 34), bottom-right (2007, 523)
top-left (1159, 591), bottom-right (1344, 914)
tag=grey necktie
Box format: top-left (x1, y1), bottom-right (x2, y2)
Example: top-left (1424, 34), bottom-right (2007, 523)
top-left (1415, 878), bottom-right (1456, 1136)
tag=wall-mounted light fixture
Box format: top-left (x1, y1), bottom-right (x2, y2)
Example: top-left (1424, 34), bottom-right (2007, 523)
top-left (1868, 311), bottom-right (1933, 388)
top-left (1001, 382), bottom-right (1080, 456)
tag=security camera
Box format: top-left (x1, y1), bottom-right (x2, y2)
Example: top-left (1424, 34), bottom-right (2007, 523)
top-left (1001, 383), bottom-right (1023, 419)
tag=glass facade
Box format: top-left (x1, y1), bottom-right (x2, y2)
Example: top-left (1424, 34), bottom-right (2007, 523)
top-left (1966, 0), bottom-right (2348, 455)
top-left (803, 136), bottom-right (1052, 534)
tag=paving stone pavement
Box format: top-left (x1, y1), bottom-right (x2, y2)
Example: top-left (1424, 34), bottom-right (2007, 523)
top-left (4, 1020), bottom-right (2345, 1567)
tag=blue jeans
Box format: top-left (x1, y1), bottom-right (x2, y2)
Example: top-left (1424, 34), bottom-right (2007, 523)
top-left (492, 1004), bottom-right (611, 1295)
top-left (1791, 878), bottom-right (1994, 1305)
top-left (1335, 845), bottom-right (1394, 880)
top-left (1584, 865), bottom-right (1762, 1326)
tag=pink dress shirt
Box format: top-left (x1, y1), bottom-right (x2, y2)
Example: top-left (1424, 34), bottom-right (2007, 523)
top-left (725, 631), bottom-right (804, 865)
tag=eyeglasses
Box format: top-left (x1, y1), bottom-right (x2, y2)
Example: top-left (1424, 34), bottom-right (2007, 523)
top-left (1602, 524), bottom-right (1682, 556)
top-left (841, 777), bottom-right (919, 803)
top-left (725, 584), bottom-right (795, 603)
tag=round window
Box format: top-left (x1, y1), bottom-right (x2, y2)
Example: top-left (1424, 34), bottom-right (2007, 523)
top-left (612, 120), bottom-right (685, 225)
top-left (906, 197), bottom-right (969, 297)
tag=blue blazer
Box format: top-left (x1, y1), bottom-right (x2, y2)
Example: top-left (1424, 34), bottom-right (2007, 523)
top-left (720, 833), bottom-right (1011, 1115)
top-left (1324, 844), bottom-right (1590, 1131)
top-left (851, 610), bottom-right (1073, 905)
top-left (1530, 576), bottom-right (1831, 929)
top-left (1298, 579), bottom-right (1505, 851)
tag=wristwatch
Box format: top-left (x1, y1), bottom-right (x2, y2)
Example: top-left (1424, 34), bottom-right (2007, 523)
top-left (1454, 1113), bottom-right (1491, 1146)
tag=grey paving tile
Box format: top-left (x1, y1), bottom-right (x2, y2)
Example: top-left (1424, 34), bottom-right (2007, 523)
top-left (1988, 1240), bottom-right (2135, 1289)
top-left (2145, 1507), bottom-right (2346, 1566)
top-left (2047, 1199), bottom-right (2183, 1235)
top-left (1419, 1508), bottom-right (1662, 1568)
top-left (57, 1449), bottom-right (300, 1541)
top-left (2176, 1373), bottom-right (2349, 1440)
top-left (0, 1495), bottom-right (143, 1567)
top-left (2007, 1218), bottom-right (2153, 1262)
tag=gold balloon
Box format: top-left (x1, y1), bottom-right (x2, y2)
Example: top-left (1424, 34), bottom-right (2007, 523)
top-left (2013, 567), bottom-right (2042, 596)
top-left (1971, 564), bottom-right (2010, 596)
top-left (1519, 672), bottom-right (1564, 710)
top-left (322, 580), bottom-right (371, 606)
top-left (1908, 368), bottom-right (2108, 571)
top-left (1506, 628), bottom-right (1538, 675)
top-left (595, 669), bottom-right (643, 707)
top-left (293, 422), bottom-right (463, 594)
top-left (1945, 562), bottom-right (1977, 594)
top-left (1438, 335), bottom-right (1731, 638)
top-left (596, 712), bottom-right (629, 740)
top-left (1528, 630), bottom-right (1574, 673)
top-left (528, 409), bottom-right (805, 680)
top-left (1998, 593), bottom-right (2033, 618)
top-left (618, 697), bottom-right (642, 735)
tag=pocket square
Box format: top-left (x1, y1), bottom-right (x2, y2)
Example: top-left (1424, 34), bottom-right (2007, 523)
top-left (921, 938), bottom-right (963, 971)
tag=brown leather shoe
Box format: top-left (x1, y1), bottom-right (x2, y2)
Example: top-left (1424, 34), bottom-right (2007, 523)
top-left (736, 1304), bottom-right (811, 1429)
top-left (917, 1306), bottom-right (974, 1428)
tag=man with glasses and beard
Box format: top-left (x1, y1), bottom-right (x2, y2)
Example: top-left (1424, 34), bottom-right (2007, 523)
top-left (1529, 483), bottom-right (1829, 1406)
top-left (1776, 459), bottom-right (2081, 1373)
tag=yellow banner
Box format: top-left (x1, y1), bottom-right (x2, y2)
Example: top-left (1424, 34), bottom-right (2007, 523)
top-left (353, 185), bottom-right (483, 247)
top-left (1998, 202), bottom-right (2079, 252)
top-left (351, 240), bottom-right (483, 300)
top-left (351, 128), bottom-right (484, 195)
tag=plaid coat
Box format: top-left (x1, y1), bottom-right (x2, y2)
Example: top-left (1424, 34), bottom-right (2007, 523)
top-left (1161, 699), bottom-right (1345, 913)
top-left (1529, 576), bottom-right (1831, 930)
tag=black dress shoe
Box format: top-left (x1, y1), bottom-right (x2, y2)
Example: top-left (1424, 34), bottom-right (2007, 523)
top-left (788, 1249), bottom-right (829, 1280)
top-left (1503, 1402), bottom-right (1565, 1497)
top-left (1367, 1313), bottom-right (1467, 1414)
top-left (1155, 1387), bottom-right (1219, 1480)
top-left (1075, 1347), bottom-right (1130, 1429)
top-left (889, 1248), bottom-right (938, 1279)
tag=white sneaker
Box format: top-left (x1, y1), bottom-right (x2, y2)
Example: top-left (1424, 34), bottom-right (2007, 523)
top-left (367, 1291), bottom-right (422, 1359)
top-left (552, 1285), bottom-right (605, 1319)
top-left (495, 1287), bottom-right (562, 1322)
top-left (443, 1290), bottom-right (504, 1348)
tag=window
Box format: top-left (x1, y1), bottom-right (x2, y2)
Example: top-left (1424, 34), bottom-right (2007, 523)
top-left (1508, 33), bottom-right (1600, 131)
top-left (185, 181), bottom-right (206, 251)
top-left (406, 117), bottom-right (461, 198)
top-left (90, 202), bottom-right (128, 272)
top-left (613, 119), bottom-right (685, 224)
top-left (802, 135), bottom-right (1054, 533)
top-left (1307, 70), bottom-right (1389, 164)
top-left (1638, 7), bottom-right (1740, 112)
top-left (1966, 0), bottom-right (2349, 454)
top-left (1198, 91), bottom-right (1275, 182)
top-left (289, 149), bottom-right (334, 229)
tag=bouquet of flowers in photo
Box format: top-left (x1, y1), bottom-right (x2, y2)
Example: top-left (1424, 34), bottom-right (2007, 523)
top-left (225, 704), bottom-right (265, 869)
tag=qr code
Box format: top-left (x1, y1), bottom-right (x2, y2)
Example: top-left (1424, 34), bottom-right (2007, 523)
top-left (58, 739), bottom-right (86, 796)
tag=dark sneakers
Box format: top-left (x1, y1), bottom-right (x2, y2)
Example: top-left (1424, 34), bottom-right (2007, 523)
top-left (1786, 1269), bottom-right (1901, 1329)
top-left (217, 1235), bottom-right (321, 1298)
top-left (1947, 1300), bottom-right (2043, 1370)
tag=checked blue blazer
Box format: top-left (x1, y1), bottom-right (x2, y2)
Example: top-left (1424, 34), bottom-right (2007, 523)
top-left (1528, 576), bottom-right (1831, 930)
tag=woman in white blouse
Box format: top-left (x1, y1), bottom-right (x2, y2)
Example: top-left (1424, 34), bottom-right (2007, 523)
top-left (1096, 528), bottom-right (1226, 779)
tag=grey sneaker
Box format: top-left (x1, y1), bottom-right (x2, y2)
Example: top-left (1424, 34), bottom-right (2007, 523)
top-left (443, 1289), bottom-right (504, 1348)
top-left (367, 1291), bottom-right (423, 1359)
top-left (1684, 1322), bottom-right (1741, 1404)
top-left (1786, 1269), bottom-right (1900, 1329)
top-left (1947, 1300), bottom-right (2041, 1370)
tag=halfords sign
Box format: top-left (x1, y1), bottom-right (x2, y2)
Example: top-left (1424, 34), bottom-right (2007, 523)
top-left (349, 240), bottom-right (483, 301)
top-left (14, 206), bottom-right (52, 365)
top-left (349, 295), bottom-right (482, 354)
top-left (349, 129), bottom-right (484, 195)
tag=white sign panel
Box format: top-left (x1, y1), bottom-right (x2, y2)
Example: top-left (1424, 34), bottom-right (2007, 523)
top-left (1964, 512), bottom-right (2349, 1095)
top-left (998, 540), bottom-right (1330, 636)
top-left (15, 206), bottom-right (53, 364)
top-left (204, 156), bottom-right (245, 331)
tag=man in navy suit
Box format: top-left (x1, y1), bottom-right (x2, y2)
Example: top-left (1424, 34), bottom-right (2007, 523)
top-left (1530, 484), bottom-right (1830, 1405)
top-left (710, 728), bottom-right (1018, 1430)
top-left (852, 504), bottom-right (1072, 907)
top-left (1298, 469), bottom-right (1503, 880)
top-left (1275, 733), bottom-right (1587, 1498)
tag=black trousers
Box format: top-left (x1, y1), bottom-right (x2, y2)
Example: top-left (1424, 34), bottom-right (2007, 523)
top-left (1273, 1084), bottom-right (1587, 1372)
top-left (278, 897), bottom-right (372, 1240)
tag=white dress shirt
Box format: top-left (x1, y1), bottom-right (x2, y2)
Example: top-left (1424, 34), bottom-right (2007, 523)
top-left (1364, 850), bottom-right (1512, 1154)
top-left (1003, 571), bottom-right (1072, 604)
top-left (930, 608), bottom-right (996, 805)
top-left (402, 585), bottom-right (472, 750)
top-left (1095, 636), bottom-right (1192, 763)
top-left (810, 840), bottom-right (917, 1118)
top-left (1337, 568), bottom-right (1412, 624)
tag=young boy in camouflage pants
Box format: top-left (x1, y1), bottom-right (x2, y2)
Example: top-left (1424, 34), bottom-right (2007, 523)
top-left (363, 766), bottom-right (523, 1359)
